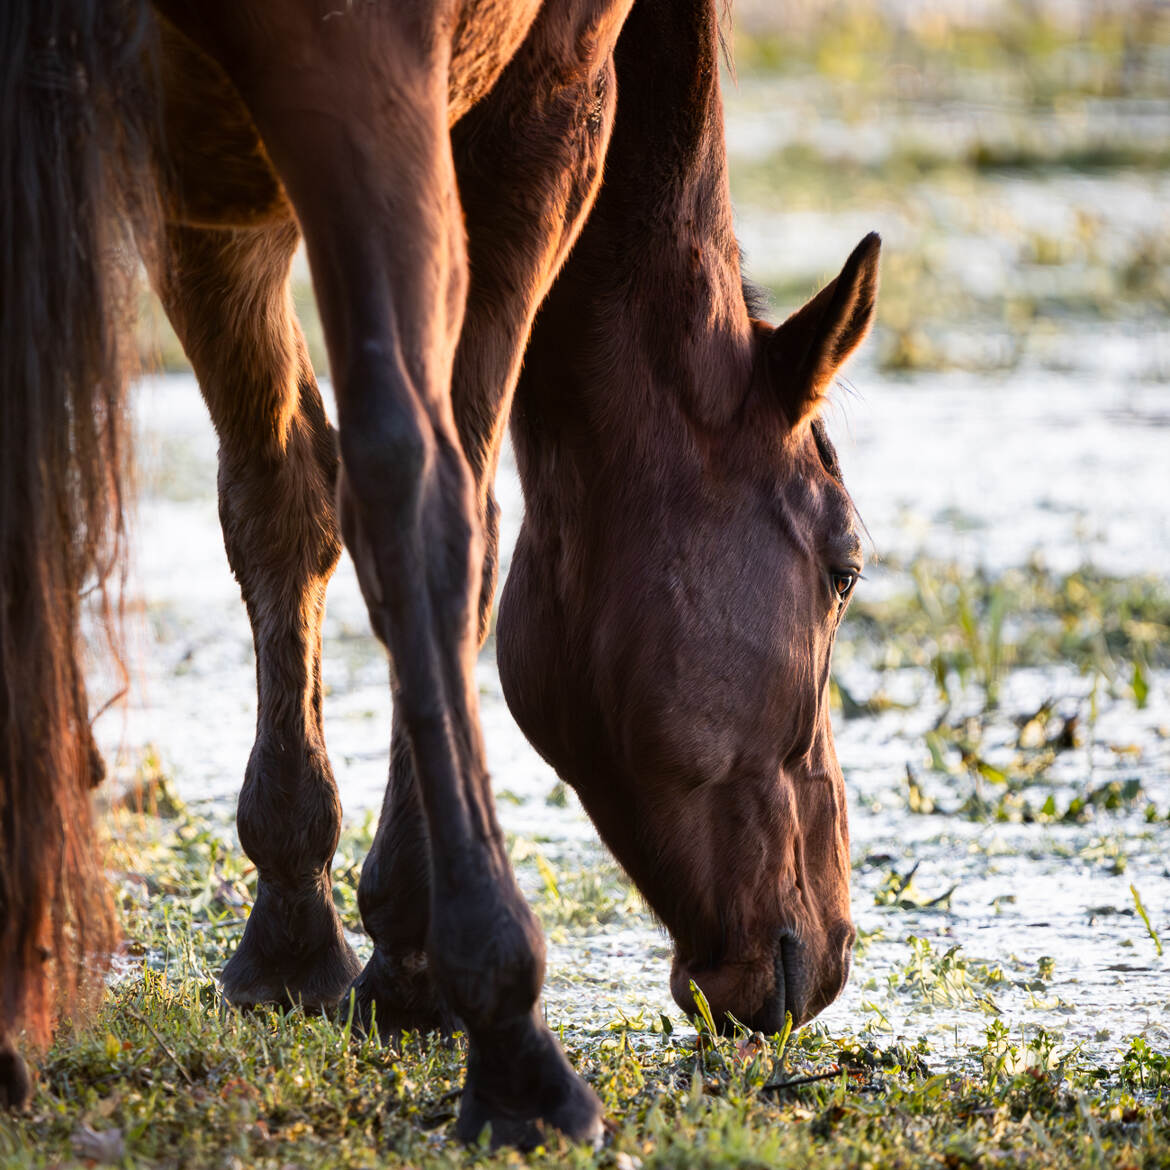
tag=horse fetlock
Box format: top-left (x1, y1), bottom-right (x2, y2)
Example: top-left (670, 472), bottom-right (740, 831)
top-left (356, 869), bottom-right (429, 957)
top-left (237, 740), bottom-right (340, 875)
top-left (222, 877), bottom-right (360, 1010)
top-left (455, 1012), bottom-right (603, 1149)
top-left (346, 946), bottom-right (456, 1039)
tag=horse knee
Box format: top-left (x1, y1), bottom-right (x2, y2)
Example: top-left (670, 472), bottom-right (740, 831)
top-left (336, 350), bottom-right (432, 517)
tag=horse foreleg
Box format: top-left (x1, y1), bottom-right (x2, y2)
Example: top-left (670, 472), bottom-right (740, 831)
top-left (153, 221), bottom-right (360, 1010)
top-left (236, 30), bottom-right (603, 1149)
top-left (347, 6), bottom-right (623, 1057)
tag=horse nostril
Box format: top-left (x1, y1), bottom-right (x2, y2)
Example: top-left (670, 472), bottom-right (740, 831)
top-left (773, 932), bottom-right (807, 1029)
top-left (772, 929), bottom-right (852, 1029)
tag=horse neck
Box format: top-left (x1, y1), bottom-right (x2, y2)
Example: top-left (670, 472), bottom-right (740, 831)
top-left (515, 0), bottom-right (753, 461)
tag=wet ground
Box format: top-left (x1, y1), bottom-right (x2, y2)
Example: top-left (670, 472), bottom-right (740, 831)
top-left (96, 46), bottom-right (1170, 1076)
top-left (102, 346), bottom-right (1170, 1072)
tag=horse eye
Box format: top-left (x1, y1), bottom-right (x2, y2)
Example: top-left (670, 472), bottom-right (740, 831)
top-left (830, 571), bottom-right (856, 602)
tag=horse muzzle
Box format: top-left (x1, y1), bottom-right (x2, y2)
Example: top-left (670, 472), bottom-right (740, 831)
top-left (668, 922), bottom-right (855, 1035)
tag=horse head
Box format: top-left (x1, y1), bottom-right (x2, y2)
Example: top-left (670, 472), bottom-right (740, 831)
top-left (502, 234), bottom-right (880, 1033)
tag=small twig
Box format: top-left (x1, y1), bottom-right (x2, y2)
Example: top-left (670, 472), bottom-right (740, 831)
top-left (126, 1008), bottom-right (194, 1085)
top-left (760, 1068), bottom-right (843, 1094)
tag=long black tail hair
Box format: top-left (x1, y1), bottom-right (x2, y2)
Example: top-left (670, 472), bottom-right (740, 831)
top-left (0, 0), bottom-right (153, 1090)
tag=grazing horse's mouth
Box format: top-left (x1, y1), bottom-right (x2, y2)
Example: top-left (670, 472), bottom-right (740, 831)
top-left (668, 924), bottom-right (855, 1035)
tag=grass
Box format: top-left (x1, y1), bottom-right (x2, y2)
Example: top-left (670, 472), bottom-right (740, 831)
top-left (733, 1), bottom-right (1170, 106)
top-left (836, 560), bottom-right (1170, 704)
top-left (732, 139), bottom-right (1170, 376)
top-left (4, 678), bottom-right (1170, 1170)
top-left (6, 906), bottom-right (1170, 1169)
top-left (828, 560), bottom-right (1168, 829)
top-left (722, 1), bottom-right (1170, 377)
top-left (1130, 885), bottom-right (1164, 959)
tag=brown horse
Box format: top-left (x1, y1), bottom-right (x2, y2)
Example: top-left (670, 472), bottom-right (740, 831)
top-left (0, 0), bottom-right (878, 1147)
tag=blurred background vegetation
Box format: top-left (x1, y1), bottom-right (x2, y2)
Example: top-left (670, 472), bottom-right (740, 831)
top-left (138, 0), bottom-right (1170, 382)
top-left (728, 0), bottom-right (1170, 376)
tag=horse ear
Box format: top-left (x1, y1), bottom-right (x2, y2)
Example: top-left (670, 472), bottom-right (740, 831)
top-left (765, 232), bottom-right (880, 428)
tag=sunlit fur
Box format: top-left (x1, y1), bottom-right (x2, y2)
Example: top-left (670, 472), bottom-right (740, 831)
top-left (500, 0), bottom-right (879, 1035)
top-left (0, 0), bottom-right (877, 1142)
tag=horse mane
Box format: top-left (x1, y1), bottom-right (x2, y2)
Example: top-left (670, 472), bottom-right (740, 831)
top-left (717, 1), bottom-right (736, 79)
top-left (742, 270), bottom-right (771, 319)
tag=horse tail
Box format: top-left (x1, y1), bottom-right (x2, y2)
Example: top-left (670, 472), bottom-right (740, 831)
top-left (0, 0), bottom-right (154, 1078)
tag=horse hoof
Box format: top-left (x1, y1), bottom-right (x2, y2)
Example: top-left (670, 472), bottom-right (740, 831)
top-left (0, 1044), bottom-right (32, 1110)
top-left (455, 1019), bottom-right (604, 1150)
top-left (344, 948), bottom-right (457, 1039)
top-left (220, 900), bottom-right (362, 1011)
